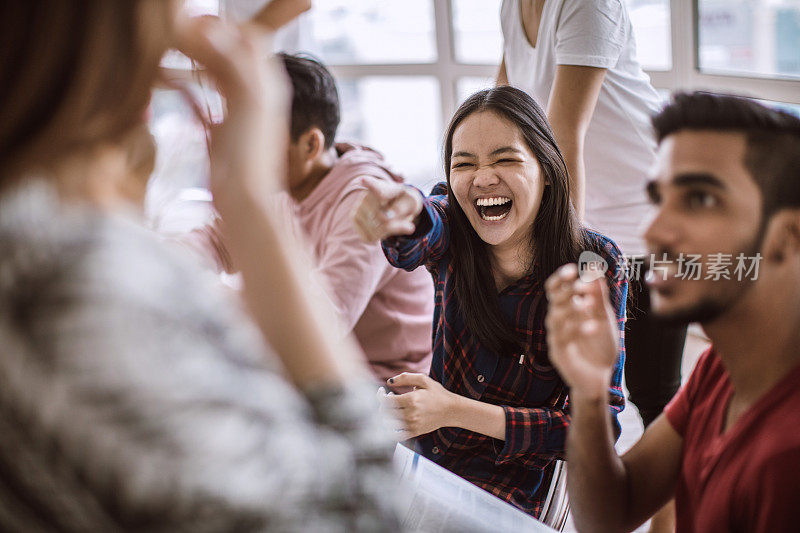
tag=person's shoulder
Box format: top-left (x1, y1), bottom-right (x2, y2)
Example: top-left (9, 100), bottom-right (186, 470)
top-left (692, 346), bottom-right (723, 378)
top-left (0, 180), bottom-right (110, 294)
top-left (681, 346), bottom-right (725, 397)
top-left (335, 145), bottom-right (402, 184)
top-left (333, 155), bottom-right (400, 201)
top-left (556, 0), bottom-right (625, 30)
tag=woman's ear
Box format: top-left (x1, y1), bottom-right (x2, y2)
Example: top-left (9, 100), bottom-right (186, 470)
top-left (761, 210), bottom-right (800, 264)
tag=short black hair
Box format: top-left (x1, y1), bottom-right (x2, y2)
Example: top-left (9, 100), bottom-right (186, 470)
top-left (653, 91), bottom-right (800, 216)
top-left (279, 53), bottom-right (340, 148)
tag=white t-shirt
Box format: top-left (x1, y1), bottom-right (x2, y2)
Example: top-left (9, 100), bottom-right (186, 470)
top-left (501, 0), bottom-right (661, 255)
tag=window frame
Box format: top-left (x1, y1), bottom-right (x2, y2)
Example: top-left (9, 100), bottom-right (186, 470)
top-left (649, 0), bottom-right (800, 106)
top-left (325, 0), bottom-right (498, 130)
top-left (171, 1), bottom-right (800, 119)
top-left (327, 0), bottom-right (800, 126)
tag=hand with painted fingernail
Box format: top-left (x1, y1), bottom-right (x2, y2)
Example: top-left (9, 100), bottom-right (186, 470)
top-left (382, 373), bottom-right (457, 440)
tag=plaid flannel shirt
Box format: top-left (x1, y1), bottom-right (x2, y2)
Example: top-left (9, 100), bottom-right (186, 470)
top-left (383, 183), bottom-right (627, 517)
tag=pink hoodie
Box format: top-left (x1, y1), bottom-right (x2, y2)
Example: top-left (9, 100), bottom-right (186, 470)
top-left (296, 148), bottom-right (433, 381)
top-left (171, 148), bottom-right (434, 382)
top-left (294, 147), bottom-right (434, 382)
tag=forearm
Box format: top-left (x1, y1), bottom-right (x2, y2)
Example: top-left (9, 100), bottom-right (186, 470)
top-left (448, 394), bottom-right (506, 441)
top-left (567, 391), bottom-right (629, 533)
top-left (554, 136), bottom-right (586, 219)
top-left (546, 65), bottom-right (607, 221)
top-left (497, 56), bottom-right (508, 86)
top-left (382, 194), bottom-right (447, 270)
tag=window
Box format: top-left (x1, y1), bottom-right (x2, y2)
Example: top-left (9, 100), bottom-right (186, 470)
top-left (610, 1), bottom-right (800, 107)
top-left (697, 0), bottom-right (800, 80)
top-left (452, 0), bottom-right (503, 65)
top-left (296, 0), bottom-right (437, 65)
top-left (157, 0), bottom-right (800, 198)
top-left (625, 0), bottom-right (672, 71)
top-left (146, 85), bottom-right (221, 226)
top-left (276, 0), bottom-right (498, 188)
top-left (457, 77), bottom-right (495, 105)
top-left (337, 77), bottom-right (443, 189)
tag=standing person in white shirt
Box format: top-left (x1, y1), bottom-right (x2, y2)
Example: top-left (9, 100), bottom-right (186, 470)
top-left (498, 2), bottom-right (686, 530)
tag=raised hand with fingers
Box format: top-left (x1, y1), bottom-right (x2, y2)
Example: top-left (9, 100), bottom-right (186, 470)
top-left (175, 15), bottom-right (290, 219)
top-left (544, 264), bottom-right (621, 402)
top-left (352, 178), bottom-right (423, 242)
top-left (379, 373), bottom-right (457, 440)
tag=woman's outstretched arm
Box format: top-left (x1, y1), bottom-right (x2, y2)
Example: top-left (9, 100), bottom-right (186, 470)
top-left (353, 179), bottom-right (450, 270)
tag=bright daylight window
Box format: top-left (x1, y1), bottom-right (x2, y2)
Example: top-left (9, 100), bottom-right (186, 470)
top-left (698, 0), bottom-right (800, 80)
top-left (150, 0), bottom-right (800, 202)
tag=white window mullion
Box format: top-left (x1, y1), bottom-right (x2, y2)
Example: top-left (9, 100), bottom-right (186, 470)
top-left (435, 0), bottom-right (458, 127)
top-left (675, 0), bottom-right (696, 92)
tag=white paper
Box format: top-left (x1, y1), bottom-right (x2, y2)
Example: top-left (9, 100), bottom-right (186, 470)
top-left (393, 444), bottom-right (557, 533)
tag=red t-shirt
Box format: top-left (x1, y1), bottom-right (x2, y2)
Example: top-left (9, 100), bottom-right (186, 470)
top-left (665, 348), bottom-right (800, 532)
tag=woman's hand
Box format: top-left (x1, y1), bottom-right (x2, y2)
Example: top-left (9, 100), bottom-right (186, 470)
top-left (175, 16), bottom-right (290, 220)
top-left (379, 373), bottom-right (457, 440)
top-left (544, 264), bottom-right (619, 402)
top-left (175, 16), bottom-right (368, 388)
top-left (352, 178), bottom-right (423, 242)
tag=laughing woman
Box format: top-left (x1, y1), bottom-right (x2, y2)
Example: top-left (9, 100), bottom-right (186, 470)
top-left (353, 86), bottom-right (627, 517)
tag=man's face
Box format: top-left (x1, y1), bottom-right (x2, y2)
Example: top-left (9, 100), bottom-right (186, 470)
top-left (643, 130), bottom-right (764, 324)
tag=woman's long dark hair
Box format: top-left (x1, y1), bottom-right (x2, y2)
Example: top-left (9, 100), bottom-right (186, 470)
top-left (445, 86), bottom-right (586, 357)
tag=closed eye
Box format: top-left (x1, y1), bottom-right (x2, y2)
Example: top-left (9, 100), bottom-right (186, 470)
top-left (451, 162), bottom-right (473, 169)
top-left (494, 158), bottom-right (520, 164)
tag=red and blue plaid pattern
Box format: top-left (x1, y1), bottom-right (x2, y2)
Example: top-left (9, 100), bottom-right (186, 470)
top-left (383, 183), bottom-right (627, 517)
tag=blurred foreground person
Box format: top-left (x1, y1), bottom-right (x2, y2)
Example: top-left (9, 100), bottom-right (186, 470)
top-left (0, 2), bottom-right (400, 531)
top-left (545, 93), bottom-right (800, 533)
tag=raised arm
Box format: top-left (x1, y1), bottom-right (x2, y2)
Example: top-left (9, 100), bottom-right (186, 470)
top-left (545, 264), bottom-right (683, 532)
top-left (546, 65), bottom-right (606, 219)
top-left (353, 180), bottom-right (450, 270)
top-left (177, 16), bottom-right (367, 388)
top-left (497, 54), bottom-right (508, 86)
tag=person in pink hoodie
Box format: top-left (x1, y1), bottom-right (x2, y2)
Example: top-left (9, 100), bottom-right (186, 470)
top-left (277, 53), bottom-right (433, 382)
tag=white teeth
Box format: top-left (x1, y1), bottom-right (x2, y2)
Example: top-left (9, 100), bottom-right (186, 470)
top-left (480, 211), bottom-right (510, 222)
top-left (476, 197), bottom-right (511, 207)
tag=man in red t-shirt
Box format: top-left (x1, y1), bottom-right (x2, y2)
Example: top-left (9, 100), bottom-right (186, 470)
top-left (544, 92), bottom-right (800, 532)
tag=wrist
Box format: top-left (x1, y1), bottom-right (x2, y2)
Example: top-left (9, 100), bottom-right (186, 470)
top-left (568, 370), bottom-right (613, 406)
top-left (443, 390), bottom-right (465, 428)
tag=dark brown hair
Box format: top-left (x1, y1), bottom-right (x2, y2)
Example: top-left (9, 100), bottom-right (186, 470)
top-left (279, 53), bottom-right (340, 148)
top-left (0, 1), bottom-right (175, 183)
top-left (653, 91), bottom-right (800, 218)
top-left (444, 87), bottom-right (587, 357)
